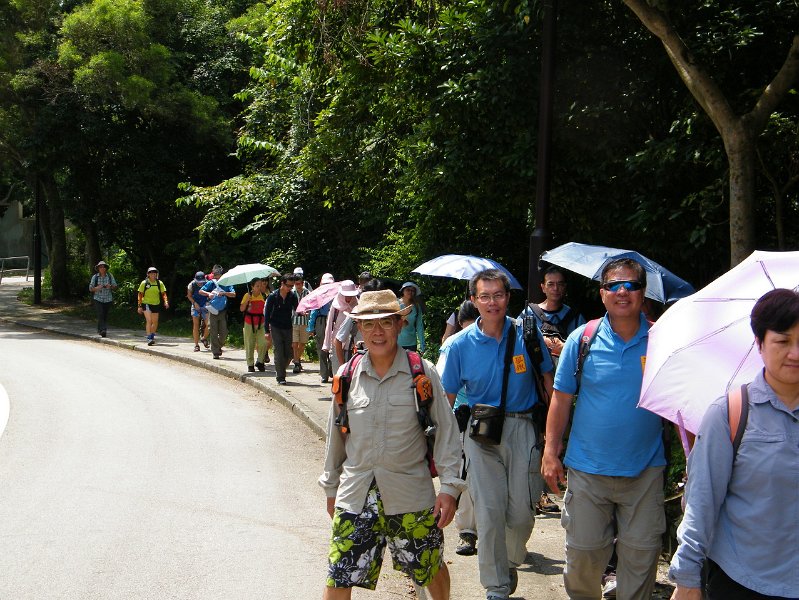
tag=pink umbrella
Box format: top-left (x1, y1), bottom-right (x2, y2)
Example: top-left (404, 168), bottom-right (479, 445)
top-left (639, 250), bottom-right (799, 451)
top-left (296, 282), bottom-right (341, 314)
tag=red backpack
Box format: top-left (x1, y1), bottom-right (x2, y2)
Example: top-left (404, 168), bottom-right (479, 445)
top-left (331, 349), bottom-right (438, 477)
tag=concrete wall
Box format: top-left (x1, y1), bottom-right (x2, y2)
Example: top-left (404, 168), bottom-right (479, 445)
top-left (0, 200), bottom-right (35, 264)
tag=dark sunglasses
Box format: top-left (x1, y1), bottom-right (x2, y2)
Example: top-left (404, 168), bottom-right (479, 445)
top-left (602, 280), bottom-right (644, 293)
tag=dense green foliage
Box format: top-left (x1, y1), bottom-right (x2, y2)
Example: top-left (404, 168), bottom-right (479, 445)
top-left (2, 0), bottom-right (797, 315)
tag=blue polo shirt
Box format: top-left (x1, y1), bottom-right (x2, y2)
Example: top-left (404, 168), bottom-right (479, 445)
top-left (554, 313), bottom-right (664, 477)
top-left (441, 316), bottom-right (553, 412)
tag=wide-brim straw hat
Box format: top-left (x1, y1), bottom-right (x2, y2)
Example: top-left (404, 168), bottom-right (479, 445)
top-left (350, 290), bottom-right (413, 320)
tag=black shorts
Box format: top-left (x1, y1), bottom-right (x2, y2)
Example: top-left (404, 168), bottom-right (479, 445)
top-left (143, 303), bottom-right (162, 314)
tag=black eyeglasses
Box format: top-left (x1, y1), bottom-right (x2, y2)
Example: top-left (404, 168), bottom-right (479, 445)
top-left (602, 280), bottom-right (644, 293)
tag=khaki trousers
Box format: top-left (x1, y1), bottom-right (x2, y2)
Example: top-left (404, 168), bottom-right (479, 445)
top-left (561, 466), bottom-right (665, 600)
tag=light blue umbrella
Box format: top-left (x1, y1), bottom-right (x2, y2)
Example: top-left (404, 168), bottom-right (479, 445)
top-left (540, 242), bottom-right (694, 303)
top-left (411, 254), bottom-right (523, 290)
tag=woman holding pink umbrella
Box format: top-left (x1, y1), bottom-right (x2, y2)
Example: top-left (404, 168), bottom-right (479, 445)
top-left (669, 288), bottom-right (799, 600)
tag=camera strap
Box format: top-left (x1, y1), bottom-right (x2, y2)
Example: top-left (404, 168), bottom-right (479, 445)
top-left (498, 323), bottom-right (517, 413)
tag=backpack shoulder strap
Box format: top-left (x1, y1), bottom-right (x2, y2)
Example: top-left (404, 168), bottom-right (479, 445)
top-left (727, 384), bottom-right (749, 456)
top-left (575, 317), bottom-right (603, 393)
top-left (527, 303), bottom-right (547, 320)
top-left (332, 350), bottom-right (367, 436)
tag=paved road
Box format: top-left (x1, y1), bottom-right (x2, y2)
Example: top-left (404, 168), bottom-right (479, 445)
top-left (0, 323), bottom-right (349, 598)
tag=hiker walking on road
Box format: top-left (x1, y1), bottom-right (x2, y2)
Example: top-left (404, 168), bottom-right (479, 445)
top-left (542, 258), bottom-right (665, 600)
top-left (89, 260), bottom-right (117, 338)
top-left (240, 277), bottom-right (268, 373)
top-left (137, 267), bottom-right (169, 346)
top-left (441, 269), bottom-right (554, 600)
top-left (187, 271), bottom-right (210, 352)
top-left (669, 289), bottom-right (799, 600)
top-left (200, 265), bottom-right (236, 359)
top-left (319, 290), bottom-right (464, 599)
top-left (264, 272), bottom-right (298, 385)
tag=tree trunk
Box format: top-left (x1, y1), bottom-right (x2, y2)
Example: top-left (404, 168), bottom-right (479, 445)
top-left (724, 126), bottom-right (756, 266)
top-left (41, 175), bottom-right (69, 299)
top-left (84, 220), bottom-right (102, 269)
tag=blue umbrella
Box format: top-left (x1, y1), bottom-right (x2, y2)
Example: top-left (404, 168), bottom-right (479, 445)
top-left (411, 254), bottom-right (523, 290)
top-left (540, 242), bottom-right (694, 303)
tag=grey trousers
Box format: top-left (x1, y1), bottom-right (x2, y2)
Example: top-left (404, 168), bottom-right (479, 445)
top-left (208, 309), bottom-right (228, 355)
top-left (271, 326), bottom-right (293, 379)
top-left (561, 466), bottom-right (665, 600)
top-left (315, 316), bottom-right (331, 381)
top-left (464, 415), bottom-right (543, 599)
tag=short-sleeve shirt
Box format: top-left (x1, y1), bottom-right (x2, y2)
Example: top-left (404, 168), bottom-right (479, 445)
top-left (241, 292), bottom-right (267, 325)
top-left (441, 316), bottom-right (553, 412)
top-left (138, 279), bottom-right (166, 305)
top-left (187, 281), bottom-right (208, 307)
top-left (554, 313), bottom-right (664, 477)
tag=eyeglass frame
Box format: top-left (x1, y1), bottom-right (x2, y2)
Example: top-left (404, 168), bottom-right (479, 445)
top-left (474, 292), bottom-right (508, 304)
top-left (358, 316), bottom-right (399, 331)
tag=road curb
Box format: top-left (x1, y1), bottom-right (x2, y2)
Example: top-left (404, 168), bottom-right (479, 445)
top-left (0, 310), bottom-right (328, 441)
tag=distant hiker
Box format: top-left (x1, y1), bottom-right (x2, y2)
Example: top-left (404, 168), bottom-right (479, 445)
top-left (199, 264), bottom-right (236, 359)
top-left (186, 271), bottom-right (210, 352)
top-left (89, 260), bottom-right (117, 338)
top-left (137, 267), bottom-right (169, 346)
top-left (240, 277), bottom-right (268, 373)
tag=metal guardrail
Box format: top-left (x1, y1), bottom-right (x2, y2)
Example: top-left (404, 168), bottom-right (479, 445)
top-left (0, 256), bottom-right (30, 284)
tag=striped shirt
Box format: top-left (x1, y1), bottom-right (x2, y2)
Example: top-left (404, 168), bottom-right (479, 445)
top-left (292, 286), bottom-right (311, 327)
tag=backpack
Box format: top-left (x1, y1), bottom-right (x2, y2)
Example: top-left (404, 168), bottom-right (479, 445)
top-left (331, 349), bottom-right (438, 477)
top-left (527, 303), bottom-right (575, 341)
top-left (206, 279), bottom-right (228, 315)
top-left (520, 315), bottom-right (552, 444)
top-left (140, 278), bottom-right (164, 304)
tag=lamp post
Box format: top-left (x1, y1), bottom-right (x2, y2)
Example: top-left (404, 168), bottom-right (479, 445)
top-left (33, 176), bottom-right (41, 305)
top-left (527, 0), bottom-right (557, 304)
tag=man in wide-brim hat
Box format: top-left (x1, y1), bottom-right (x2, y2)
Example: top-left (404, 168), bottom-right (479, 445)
top-left (319, 289), bottom-right (464, 599)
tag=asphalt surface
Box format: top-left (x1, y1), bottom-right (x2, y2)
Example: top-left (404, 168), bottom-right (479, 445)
top-left (0, 277), bottom-right (674, 599)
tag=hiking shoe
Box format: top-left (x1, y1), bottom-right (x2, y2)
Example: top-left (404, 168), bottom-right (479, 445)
top-left (201, 337), bottom-right (210, 349)
top-left (277, 378), bottom-right (287, 385)
top-left (213, 354), bottom-right (221, 360)
top-left (602, 574), bottom-right (617, 598)
top-left (99, 330), bottom-right (107, 338)
top-left (147, 335), bottom-right (155, 346)
top-left (255, 362), bottom-right (265, 372)
top-left (292, 362), bottom-right (303, 373)
top-left (194, 344), bottom-right (200, 352)
top-left (536, 491), bottom-right (561, 514)
top-left (455, 533), bottom-right (477, 556)
top-left (264, 355), bottom-right (270, 363)
top-left (320, 377), bottom-right (329, 385)
top-left (247, 365), bottom-right (255, 373)
top-left (509, 567), bottom-right (518, 595)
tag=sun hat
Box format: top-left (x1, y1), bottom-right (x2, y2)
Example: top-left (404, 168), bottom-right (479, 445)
top-left (400, 281), bottom-right (421, 296)
top-left (320, 273), bottom-right (335, 285)
top-left (339, 280), bottom-right (358, 297)
top-left (350, 290), bottom-right (412, 320)
top-left (95, 261), bottom-right (109, 270)
top-left (194, 271), bottom-right (205, 282)
top-left (332, 280), bottom-right (359, 310)
top-left (293, 267), bottom-right (304, 277)
top-left (147, 266), bottom-right (158, 274)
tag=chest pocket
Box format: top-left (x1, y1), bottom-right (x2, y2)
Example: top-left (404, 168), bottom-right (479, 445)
top-left (385, 392), bottom-right (421, 450)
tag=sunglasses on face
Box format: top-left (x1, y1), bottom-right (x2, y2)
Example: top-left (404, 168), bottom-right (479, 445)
top-left (601, 280), bottom-right (644, 293)
top-left (359, 316), bottom-right (396, 331)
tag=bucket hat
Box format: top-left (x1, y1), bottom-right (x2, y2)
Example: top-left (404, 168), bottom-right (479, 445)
top-left (400, 281), bottom-right (421, 296)
top-left (332, 280), bottom-right (359, 310)
top-left (350, 290), bottom-right (412, 320)
top-left (95, 261), bottom-right (109, 270)
top-left (147, 266), bottom-right (158, 274)
top-left (320, 273), bottom-right (335, 285)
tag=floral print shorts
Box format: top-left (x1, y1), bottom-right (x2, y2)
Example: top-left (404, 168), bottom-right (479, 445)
top-left (326, 482), bottom-right (444, 589)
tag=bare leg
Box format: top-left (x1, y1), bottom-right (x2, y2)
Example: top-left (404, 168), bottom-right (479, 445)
top-left (425, 563), bottom-right (450, 600)
top-left (322, 586), bottom-right (352, 600)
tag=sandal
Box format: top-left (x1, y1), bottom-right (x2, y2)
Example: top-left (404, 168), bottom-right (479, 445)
top-left (201, 337), bottom-right (210, 349)
top-left (194, 344), bottom-right (200, 352)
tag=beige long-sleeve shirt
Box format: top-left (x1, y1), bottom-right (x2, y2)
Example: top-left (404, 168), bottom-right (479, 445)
top-left (319, 349), bottom-right (464, 515)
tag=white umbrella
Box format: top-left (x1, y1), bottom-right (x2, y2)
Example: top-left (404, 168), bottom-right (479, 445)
top-left (216, 263), bottom-right (280, 286)
top-left (639, 250), bottom-right (799, 440)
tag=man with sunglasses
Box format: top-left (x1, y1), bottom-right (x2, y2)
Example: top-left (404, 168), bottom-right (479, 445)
top-left (441, 268), bottom-right (554, 600)
top-left (542, 258), bottom-right (666, 600)
top-left (319, 290), bottom-right (463, 599)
